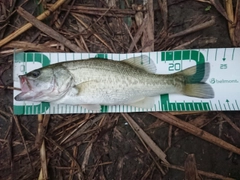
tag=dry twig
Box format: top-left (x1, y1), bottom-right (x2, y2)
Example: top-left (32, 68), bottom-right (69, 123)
top-left (9, 107), bottom-right (33, 172)
top-left (122, 113), bottom-right (168, 164)
top-left (169, 17), bottom-right (215, 38)
top-left (158, 0), bottom-right (168, 30)
top-left (150, 112), bottom-right (240, 155)
top-left (142, 0), bottom-right (154, 52)
top-left (71, 13), bottom-right (114, 53)
top-left (17, 7), bottom-right (84, 52)
top-left (0, 0), bottom-right (66, 47)
top-left (184, 154), bottom-right (201, 180)
top-left (219, 112), bottom-right (240, 134)
top-left (162, 162), bottom-right (235, 180)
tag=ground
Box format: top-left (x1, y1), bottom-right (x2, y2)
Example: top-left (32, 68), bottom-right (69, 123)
top-left (0, 0), bottom-right (240, 180)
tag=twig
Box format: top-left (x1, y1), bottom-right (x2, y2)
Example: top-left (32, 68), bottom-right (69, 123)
top-left (72, 12), bottom-right (114, 53)
top-left (169, 16), bottom-right (215, 38)
top-left (141, 162), bottom-right (155, 180)
top-left (0, 0), bottom-right (67, 47)
top-left (80, 35), bottom-right (89, 52)
top-left (234, 0), bottom-right (240, 46)
top-left (74, 37), bottom-right (88, 52)
top-left (82, 143), bottom-right (93, 172)
top-left (0, 85), bottom-right (21, 91)
top-left (52, 4), bottom-right (136, 16)
top-left (2, 41), bottom-right (64, 52)
top-left (172, 36), bottom-right (200, 50)
top-left (9, 107), bottom-right (34, 172)
top-left (121, 113), bottom-right (169, 164)
top-left (60, 117), bottom-right (89, 145)
top-left (38, 134), bottom-right (48, 180)
top-left (0, 109), bottom-right (12, 117)
top-left (17, 7), bottom-right (84, 52)
top-left (69, 146), bottom-right (78, 180)
top-left (35, 114), bottom-right (50, 148)
top-left (142, 0), bottom-right (154, 52)
top-left (122, 113), bottom-right (166, 175)
top-left (7, 117), bottom-right (13, 180)
top-left (167, 125), bottom-right (172, 150)
top-left (150, 112), bottom-right (240, 155)
top-left (123, 22), bottom-right (138, 52)
top-left (184, 154), bottom-right (200, 180)
top-left (225, 0), bottom-right (236, 46)
top-left (52, 114), bottom-right (93, 132)
top-left (37, 114), bottom-right (49, 179)
top-left (219, 112), bottom-right (240, 134)
top-left (58, 0), bottom-right (76, 28)
top-left (158, 0), bottom-right (168, 30)
top-left (128, 15), bottom-right (148, 53)
top-left (162, 162), bottom-right (235, 180)
top-left (45, 136), bottom-right (85, 180)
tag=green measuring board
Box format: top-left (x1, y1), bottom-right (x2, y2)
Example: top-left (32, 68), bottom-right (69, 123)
top-left (13, 48), bottom-right (240, 115)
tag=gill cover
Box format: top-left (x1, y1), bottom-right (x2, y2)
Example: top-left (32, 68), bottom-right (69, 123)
top-left (15, 65), bottom-right (73, 102)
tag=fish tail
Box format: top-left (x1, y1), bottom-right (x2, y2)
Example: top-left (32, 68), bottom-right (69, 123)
top-left (177, 63), bottom-right (214, 98)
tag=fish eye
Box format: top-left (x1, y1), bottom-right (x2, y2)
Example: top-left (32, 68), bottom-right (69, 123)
top-left (30, 70), bottom-right (41, 78)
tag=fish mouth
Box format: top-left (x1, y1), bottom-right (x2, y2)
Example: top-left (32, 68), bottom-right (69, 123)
top-left (15, 75), bottom-right (54, 101)
top-left (15, 75), bottom-right (33, 101)
top-left (19, 75), bottom-right (31, 93)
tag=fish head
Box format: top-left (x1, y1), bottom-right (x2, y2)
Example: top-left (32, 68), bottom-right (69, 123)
top-left (15, 66), bottom-right (73, 102)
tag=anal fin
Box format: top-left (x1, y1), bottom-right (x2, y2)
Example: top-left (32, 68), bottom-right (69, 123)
top-left (127, 97), bottom-right (155, 109)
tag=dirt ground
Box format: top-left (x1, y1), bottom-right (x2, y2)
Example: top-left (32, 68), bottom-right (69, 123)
top-left (0, 0), bottom-right (240, 180)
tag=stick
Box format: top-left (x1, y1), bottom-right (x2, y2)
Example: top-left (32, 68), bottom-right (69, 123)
top-left (2, 41), bottom-right (64, 52)
top-left (0, 0), bottom-right (66, 47)
top-left (9, 107), bottom-right (33, 171)
top-left (35, 114), bottom-right (50, 148)
top-left (220, 112), bottom-right (240, 134)
top-left (162, 162), bottom-right (235, 180)
top-left (128, 15), bottom-right (148, 53)
top-left (142, 0), bottom-right (154, 52)
top-left (56, 4), bottom-right (136, 15)
top-left (45, 136), bottom-right (84, 180)
top-left (150, 112), bottom-right (240, 155)
top-left (37, 114), bottom-right (48, 180)
top-left (17, 7), bottom-right (84, 52)
top-left (158, 0), bottom-right (168, 30)
top-left (225, 0), bottom-right (236, 46)
top-left (169, 17), bottom-right (215, 38)
top-left (122, 113), bottom-right (169, 164)
top-left (71, 13), bottom-right (114, 53)
top-left (184, 154), bottom-right (200, 180)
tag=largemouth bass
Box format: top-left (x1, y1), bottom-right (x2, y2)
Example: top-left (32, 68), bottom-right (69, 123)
top-left (15, 55), bottom-right (214, 111)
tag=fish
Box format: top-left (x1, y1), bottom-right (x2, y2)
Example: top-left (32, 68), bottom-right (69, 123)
top-left (15, 55), bottom-right (214, 111)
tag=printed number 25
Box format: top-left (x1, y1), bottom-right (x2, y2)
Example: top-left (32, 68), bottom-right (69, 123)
top-left (169, 63), bottom-right (181, 71)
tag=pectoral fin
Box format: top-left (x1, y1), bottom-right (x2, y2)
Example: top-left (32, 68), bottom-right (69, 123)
top-left (74, 80), bottom-right (98, 94)
top-left (127, 97), bottom-right (155, 109)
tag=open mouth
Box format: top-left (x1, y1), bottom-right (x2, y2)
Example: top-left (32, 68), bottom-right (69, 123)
top-left (19, 75), bottom-right (31, 93)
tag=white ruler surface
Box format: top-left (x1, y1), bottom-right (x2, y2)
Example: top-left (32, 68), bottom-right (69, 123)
top-left (13, 48), bottom-right (240, 115)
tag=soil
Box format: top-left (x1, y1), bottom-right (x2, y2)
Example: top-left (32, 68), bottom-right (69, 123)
top-left (0, 0), bottom-right (240, 180)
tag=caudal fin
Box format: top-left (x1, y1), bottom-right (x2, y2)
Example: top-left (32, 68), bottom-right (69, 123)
top-left (177, 63), bottom-right (214, 98)
top-left (183, 83), bottom-right (214, 98)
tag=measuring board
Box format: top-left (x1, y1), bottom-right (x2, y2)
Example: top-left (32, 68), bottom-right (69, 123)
top-left (13, 48), bottom-right (240, 115)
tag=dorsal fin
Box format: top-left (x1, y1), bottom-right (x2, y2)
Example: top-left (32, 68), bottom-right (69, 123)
top-left (122, 55), bottom-right (157, 74)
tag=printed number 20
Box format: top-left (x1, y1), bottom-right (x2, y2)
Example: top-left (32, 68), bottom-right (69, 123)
top-left (168, 63), bottom-right (181, 71)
